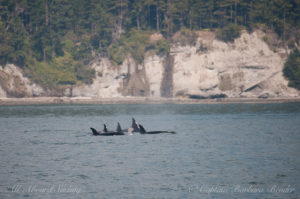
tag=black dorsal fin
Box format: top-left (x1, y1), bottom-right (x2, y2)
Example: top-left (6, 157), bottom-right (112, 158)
top-left (103, 124), bottom-right (108, 132)
top-left (138, 124), bottom-right (146, 134)
top-left (117, 122), bottom-right (122, 133)
top-left (90, 127), bottom-right (99, 135)
top-left (132, 118), bottom-right (139, 132)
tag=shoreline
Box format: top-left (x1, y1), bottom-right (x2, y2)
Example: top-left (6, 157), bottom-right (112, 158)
top-left (1, 97), bottom-right (300, 105)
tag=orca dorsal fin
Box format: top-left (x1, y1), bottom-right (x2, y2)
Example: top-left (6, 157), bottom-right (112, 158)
top-left (138, 124), bottom-right (146, 134)
top-left (90, 127), bottom-right (99, 135)
top-left (103, 124), bottom-right (108, 132)
top-left (132, 118), bottom-right (139, 132)
top-left (117, 122), bottom-right (122, 133)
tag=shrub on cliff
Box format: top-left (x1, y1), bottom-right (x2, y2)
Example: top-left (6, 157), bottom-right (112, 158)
top-left (108, 30), bottom-right (151, 65)
top-left (283, 48), bottom-right (300, 90)
top-left (216, 24), bottom-right (241, 42)
top-left (107, 42), bottom-right (126, 65)
top-left (108, 30), bottom-right (170, 65)
top-left (172, 28), bottom-right (198, 46)
top-left (153, 39), bottom-right (170, 56)
top-left (25, 52), bottom-right (95, 89)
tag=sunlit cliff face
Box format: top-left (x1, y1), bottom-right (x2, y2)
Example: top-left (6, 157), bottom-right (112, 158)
top-left (0, 30), bottom-right (299, 99)
top-left (72, 30), bottom-right (298, 99)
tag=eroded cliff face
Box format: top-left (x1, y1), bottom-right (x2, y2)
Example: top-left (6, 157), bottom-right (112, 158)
top-left (73, 30), bottom-right (299, 99)
top-left (0, 64), bottom-right (44, 98)
top-left (171, 30), bottom-right (299, 98)
top-left (72, 56), bottom-right (151, 98)
top-left (1, 30), bottom-right (299, 99)
top-left (72, 53), bottom-right (166, 98)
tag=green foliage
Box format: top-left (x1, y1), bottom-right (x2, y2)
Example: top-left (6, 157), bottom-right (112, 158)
top-left (0, 16), bottom-right (29, 66)
top-left (108, 30), bottom-right (170, 65)
top-left (108, 30), bottom-right (151, 65)
top-left (263, 35), bottom-right (268, 43)
top-left (123, 30), bottom-right (150, 64)
top-left (216, 24), bottom-right (241, 42)
top-left (71, 35), bottom-right (92, 64)
top-left (75, 64), bottom-right (95, 85)
top-left (108, 42), bottom-right (126, 65)
top-left (0, 0), bottom-right (300, 90)
top-left (0, 21), bottom-right (14, 65)
top-left (283, 48), bottom-right (300, 90)
top-left (25, 52), bottom-right (94, 89)
top-left (25, 53), bottom-right (75, 89)
top-left (172, 28), bottom-right (198, 46)
top-left (62, 39), bottom-right (75, 52)
top-left (153, 39), bottom-right (170, 56)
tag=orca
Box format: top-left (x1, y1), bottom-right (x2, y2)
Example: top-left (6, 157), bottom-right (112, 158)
top-left (138, 124), bottom-right (175, 134)
top-left (116, 122), bottom-right (123, 134)
top-left (90, 123), bottom-right (124, 136)
top-left (103, 124), bottom-right (108, 132)
top-left (91, 127), bottom-right (101, 136)
top-left (90, 119), bottom-right (175, 136)
top-left (118, 118), bottom-right (140, 133)
top-left (131, 118), bottom-right (140, 133)
top-left (91, 124), bottom-right (107, 135)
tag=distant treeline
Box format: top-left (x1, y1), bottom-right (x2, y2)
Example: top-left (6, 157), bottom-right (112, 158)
top-left (0, 0), bottom-right (299, 88)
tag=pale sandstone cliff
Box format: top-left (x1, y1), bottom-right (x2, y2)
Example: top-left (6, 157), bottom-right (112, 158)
top-left (172, 30), bottom-right (299, 98)
top-left (0, 30), bottom-right (299, 99)
top-left (0, 64), bottom-right (44, 98)
top-left (72, 30), bottom-right (299, 99)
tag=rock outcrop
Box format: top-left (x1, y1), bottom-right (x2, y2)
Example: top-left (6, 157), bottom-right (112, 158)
top-left (0, 64), bottom-right (44, 98)
top-left (72, 30), bottom-right (298, 99)
top-left (171, 30), bottom-right (299, 98)
top-left (1, 30), bottom-right (299, 99)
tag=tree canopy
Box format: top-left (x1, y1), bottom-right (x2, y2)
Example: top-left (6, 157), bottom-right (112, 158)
top-left (283, 48), bottom-right (300, 89)
top-left (0, 0), bottom-right (299, 89)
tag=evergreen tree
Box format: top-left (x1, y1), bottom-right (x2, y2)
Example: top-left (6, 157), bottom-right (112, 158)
top-left (0, 0), bottom-right (299, 89)
top-left (283, 48), bottom-right (300, 89)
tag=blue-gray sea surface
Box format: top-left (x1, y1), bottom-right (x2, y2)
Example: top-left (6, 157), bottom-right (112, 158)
top-left (0, 103), bottom-right (299, 199)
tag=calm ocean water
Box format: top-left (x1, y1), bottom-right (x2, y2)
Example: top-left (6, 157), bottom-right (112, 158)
top-left (0, 103), bottom-right (299, 199)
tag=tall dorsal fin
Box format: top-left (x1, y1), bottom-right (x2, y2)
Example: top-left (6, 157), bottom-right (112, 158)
top-left (132, 118), bottom-right (140, 132)
top-left (138, 124), bottom-right (146, 134)
top-left (103, 124), bottom-right (108, 132)
top-left (116, 122), bottom-right (122, 133)
top-left (90, 127), bottom-right (99, 135)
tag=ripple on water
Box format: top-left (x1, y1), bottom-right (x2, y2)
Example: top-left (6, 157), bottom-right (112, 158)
top-left (94, 165), bottom-right (106, 168)
top-left (163, 173), bottom-right (175, 177)
top-left (75, 174), bottom-right (90, 180)
top-left (248, 181), bottom-right (262, 185)
top-left (276, 174), bottom-right (286, 178)
top-left (29, 140), bottom-right (44, 145)
top-left (52, 142), bottom-right (68, 145)
top-left (159, 186), bottom-right (174, 192)
top-left (53, 156), bottom-right (71, 161)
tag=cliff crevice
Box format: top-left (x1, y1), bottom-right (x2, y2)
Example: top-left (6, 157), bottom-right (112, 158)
top-left (160, 55), bottom-right (174, 98)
